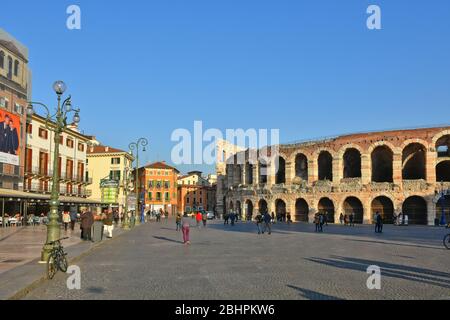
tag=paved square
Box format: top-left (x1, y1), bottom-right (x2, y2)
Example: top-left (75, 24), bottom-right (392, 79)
top-left (22, 220), bottom-right (450, 300)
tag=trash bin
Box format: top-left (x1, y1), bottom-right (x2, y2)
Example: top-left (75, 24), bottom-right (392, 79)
top-left (91, 221), bottom-right (104, 243)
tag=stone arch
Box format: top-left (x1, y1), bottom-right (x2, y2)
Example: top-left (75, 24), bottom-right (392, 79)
top-left (294, 153), bottom-right (308, 181)
top-left (318, 197), bottom-right (335, 223)
top-left (275, 199), bottom-right (287, 217)
top-left (258, 199), bottom-right (268, 214)
top-left (318, 151), bottom-right (333, 181)
top-left (342, 196), bottom-right (364, 224)
top-left (295, 198), bottom-right (309, 222)
top-left (402, 143), bottom-right (426, 180)
top-left (371, 145), bottom-right (394, 182)
top-left (434, 132), bottom-right (450, 158)
top-left (371, 196), bottom-right (395, 224)
top-left (343, 148), bottom-right (362, 178)
top-left (402, 196), bottom-right (428, 225)
top-left (275, 156), bottom-right (286, 184)
top-left (245, 199), bottom-right (254, 219)
top-left (236, 200), bottom-right (242, 216)
top-left (436, 161), bottom-right (450, 182)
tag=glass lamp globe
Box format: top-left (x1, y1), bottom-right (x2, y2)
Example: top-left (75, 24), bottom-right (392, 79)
top-left (73, 112), bottom-right (80, 124)
top-left (53, 81), bottom-right (67, 95)
top-left (26, 105), bottom-right (35, 116)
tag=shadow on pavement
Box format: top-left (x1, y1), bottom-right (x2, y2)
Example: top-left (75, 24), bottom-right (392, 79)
top-left (286, 285), bottom-right (343, 300)
top-left (153, 236), bottom-right (184, 244)
top-left (305, 256), bottom-right (450, 289)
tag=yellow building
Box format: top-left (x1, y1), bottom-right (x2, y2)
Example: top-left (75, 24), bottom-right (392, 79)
top-left (86, 145), bottom-right (134, 213)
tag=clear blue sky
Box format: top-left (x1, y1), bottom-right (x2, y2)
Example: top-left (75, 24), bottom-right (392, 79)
top-left (2, 0), bottom-right (450, 174)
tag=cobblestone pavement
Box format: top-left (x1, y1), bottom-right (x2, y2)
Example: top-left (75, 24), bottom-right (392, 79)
top-left (23, 220), bottom-right (450, 300)
top-left (0, 226), bottom-right (81, 275)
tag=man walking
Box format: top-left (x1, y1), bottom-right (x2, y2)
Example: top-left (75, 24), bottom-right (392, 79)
top-left (70, 210), bottom-right (78, 231)
top-left (375, 212), bottom-right (383, 233)
top-left (255, 212), bottom-right (263, 234)
top-left (80, 210), bottom-right (94, 241)
top-left (262, 211), bottom-right (272, 235)
top-left (103, 209), bottom-right (114, 239)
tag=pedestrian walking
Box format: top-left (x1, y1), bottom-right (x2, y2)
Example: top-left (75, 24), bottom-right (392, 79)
top-left (287, 212), bottom-right (292, 225)
top-left (62, 211), bottom-right (70, 231)
top-left (339, 213), bottom-right (344, 225)
top-left (202, 211), bottom-right (208, 227)
top-left (70, 210), bottom-right (78, 231)
top-left (319, 213), bottom-right (324, 232)
top-left (375, 212), bottom-right (383, 233)
top-left (224, 213), bottom-right (229, 225)
top-left (262, 211), bottom-right (272, 235)
top-left (255, 212), bottom-right (263, 234)
top-left (349, 213), bottom-right (354, 226)
top-left (80, 210), bottom-right (94, 241)
top-left (314, 214), bottom-right (320, 232)
top-left (113, 210), bottom-right (120, 226)
top-left (176, 213), bottom-right (182, 231)
top-left (181, 212), bottom-right (191, 245)
top-left (230, 211), bottom-right (236, 226)
top-left (196, 211), bottom-right (202, 227)
top-left (103, 209), bottom-right (114, 239)
top-left (271, 212), bottom-right (275, 224)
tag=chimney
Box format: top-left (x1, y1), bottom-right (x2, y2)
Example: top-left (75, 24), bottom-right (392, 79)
top-left (105, 146), bottom-right (109, 152)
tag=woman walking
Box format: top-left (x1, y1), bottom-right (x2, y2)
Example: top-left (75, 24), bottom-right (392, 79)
top-left (62, 211), bottom-right (71, 231)
top-left (181, 212), bottom-right (191, 245)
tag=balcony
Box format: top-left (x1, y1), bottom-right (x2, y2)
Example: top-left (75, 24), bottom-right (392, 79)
top-left (24, 166), bottom-right (50, 178)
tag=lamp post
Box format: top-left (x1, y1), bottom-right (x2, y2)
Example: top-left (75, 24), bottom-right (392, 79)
top-left (27, 81), bottom-right (81, 262)
top-left (439, 181), bottom-right (447, 226)
top-left (129, 138), bottom-right (148, 226)
top-left (122, 166), bottom-right (131, 230)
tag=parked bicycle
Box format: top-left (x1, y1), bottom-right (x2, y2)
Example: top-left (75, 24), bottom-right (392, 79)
top-left (444, 233), bottom-right (450, 250)
top-left (47, 237), bottom-right (69, 279)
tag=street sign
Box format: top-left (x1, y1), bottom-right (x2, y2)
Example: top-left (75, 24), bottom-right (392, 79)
top-left (127, 194), bottom-right (137, 211)
top-left (100, 179), bottom-right (120, 204)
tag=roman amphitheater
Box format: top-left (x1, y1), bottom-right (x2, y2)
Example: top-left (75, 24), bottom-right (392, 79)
top-left (216, 126), bottom-right (450, 225)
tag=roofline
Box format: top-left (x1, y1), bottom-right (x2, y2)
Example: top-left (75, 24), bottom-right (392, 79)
top-left (31, 113), bottom-right (92, 141)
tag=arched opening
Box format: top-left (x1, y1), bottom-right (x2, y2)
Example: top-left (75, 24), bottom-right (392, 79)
top-left (7, 56), bottom-right (12, 78)
top-left (436, 161), bottom-right (450, 182)
top-left (402, 143), bottom-right (426, 180)
top-left (245, 162), bottom-right (254, 185)
top-left (258, 199), bottom-right (268, 214)
top-left (295, 153), bottom-right (308, 181)
top-left (259, 160), bottom-right (268, 184)
top-left (275, 157), bottom-right (286, 184)
top-left (436, 135), bottom-right (450, 158)
top-left (236, 201), bottom-right (242, 217)
top-left (235, 165), bottom-right (242, 185)
top-left (14, 60), bottom-right (19, 76)
top-left (402, 196), bottom-right (428, 225)
top-left (245, 200), bottom-right (254, 220)
top-left (295, 198), bottom-right (309, 222)
top-left (436, 195), bottom-right (450, 226)
top-left (343, 148), bottom-right (362, 178)
top-left (275, 199), bottom-right (286, 217)
top-left (371, 196), bottom-right (394, 224)
top-left (371, 146), bottom-right (393, 182)
top-left (343, 197), bottom-right (364, 224)
top-left (318, 197), bottom-right (335, 223)
top-left (318, 151), bottom-right (333, 181)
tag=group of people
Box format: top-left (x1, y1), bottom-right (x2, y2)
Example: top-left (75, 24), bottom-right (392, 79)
top-left (223, 212), bottom-right (239, 226)
top-left (255, 211), bottom-right (272, 235)
top-left (314, 212), bottom-right (328, 232)
top-left (79, 209), bottom-right (115, 241)
top-left (339, 213), bottom-right (356, 226)
top-left (0, 114), bottom-right (19, 155)
top-left (274, 211), bottom-right (292, 224)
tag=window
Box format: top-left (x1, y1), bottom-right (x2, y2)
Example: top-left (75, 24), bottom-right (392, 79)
top-left (0, 97), bottom-right (6, 108)
top-left (165, 192), bottom-right (170, 201)
top-left (187, 197), bottom-right (190, 204)
top-left (7, 56), bottom-right (12, 78)
top-left (109, 170), bottom-right (121, 181)
top-left (78, 143), bottom-right (85, 152)
top-left (156, 192), bottom-right (162, 201)
top-left (111, 157), bottom-right (120, 165)
top-left (0, 51), bottom-right (4, 69)
top-left (14, 103), bottom-right (23, 114)
top-left (66, 139), bottom-right (74, 148)
top-left (59, 135), bottom-right (63, 145)
top-left (148, 192), bottom-right (153, 200)
top-left (14, 60), bottom-right (19, 76)
top-left (156, 180), bottom-right (162, 188)
top-left (38, 128), bottom-right (48, 139)
top-left (26, 123), bottom-right (32, 134)
top-left (164, 181), bottom-right (170, 189)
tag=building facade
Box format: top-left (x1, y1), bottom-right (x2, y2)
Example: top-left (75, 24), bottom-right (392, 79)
top-left (86, 145), bottom-right (134, 213)
top-left (140, 161), bottom-right (179, 215)
top-left (23, 114), bottom-right (95, 215)
top-left (178, 171), bottom-right (216, 214)
top-left (219, 126), bottom-right (450, 225)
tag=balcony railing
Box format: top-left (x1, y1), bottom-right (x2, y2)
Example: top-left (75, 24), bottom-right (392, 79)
top-left (24, 182), bottom-right (92, 198)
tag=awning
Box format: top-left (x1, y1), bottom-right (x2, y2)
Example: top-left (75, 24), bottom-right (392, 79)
top-left (0, 188), bottom-right (102, 205)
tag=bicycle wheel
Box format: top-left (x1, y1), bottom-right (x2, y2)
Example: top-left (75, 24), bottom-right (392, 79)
top-left (57, 252), bottom-right (68, 273)
top-left (47, 253), bottom-right (57, 280)
top-left (444, 234), bottom-right (450, 250)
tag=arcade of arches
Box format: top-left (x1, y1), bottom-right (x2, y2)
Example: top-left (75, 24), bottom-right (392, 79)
top-left (222, 128), bottom-right (450, 225)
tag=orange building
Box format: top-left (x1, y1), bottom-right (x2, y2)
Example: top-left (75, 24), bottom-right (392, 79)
top-left (177, 171), bottom-right (216, 214)
top-left (139, 161), bottom-right (179, 215)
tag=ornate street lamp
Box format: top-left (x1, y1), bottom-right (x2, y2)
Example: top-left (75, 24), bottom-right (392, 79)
top-left (439, 181), bottom-right (447, 226)
top-left (129, 138), bottom-right (148, 226)
top-left (27, 81), bottom-right (81, 262)
top-left (122, 166), bottom-right (132, 230)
